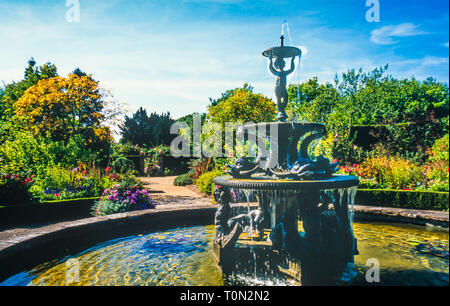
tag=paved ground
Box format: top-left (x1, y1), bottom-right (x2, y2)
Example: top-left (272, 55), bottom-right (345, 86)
top-left (140, 176), bottom-right (210, 205)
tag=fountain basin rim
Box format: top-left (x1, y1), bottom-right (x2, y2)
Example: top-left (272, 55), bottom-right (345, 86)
top-left (262, 46), bottom-right (302, 58)
top-left (213, 175), bottom-right (359, 191)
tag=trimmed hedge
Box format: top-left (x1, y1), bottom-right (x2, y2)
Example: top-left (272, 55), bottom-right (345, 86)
top-left (40, 197), bottom-right (100, 204)
top-left (0, 197), bottom-right (100, 229)
top-left (356, 189), bottom-right (449, 211)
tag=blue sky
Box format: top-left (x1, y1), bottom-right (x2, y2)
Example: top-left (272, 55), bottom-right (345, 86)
top-left (0, 0), bottom-right (448, 119)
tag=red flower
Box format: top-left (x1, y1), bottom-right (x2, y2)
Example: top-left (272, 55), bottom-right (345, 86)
top-left (82, 170), bottom-right (87, 176)
top-left (106, 166), bottom-right (111, 173)
top-left (55, 193), bottom-right (60, 197)
top-left (332, 159), bottom-right (338, 163)
top-left (353, 164), bottom-right (358, 168)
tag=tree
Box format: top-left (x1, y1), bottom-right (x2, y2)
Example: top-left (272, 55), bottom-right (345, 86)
top-left (206, 86), bottom-right (276, 125)
top-left (209, 83), bottom-right (254, 107)
top-left (14, 73), bottom-right (111, 147)
top-left (287, 77), bottom-right (340, 124)
top-left (286, 65), bottom-right (449, 162)
top-left (0, 59), bottom-right (59, 142)
top-left (119, 108), bottom-right (175, 147)
top-left (1, 58), bottom-right (58, 118)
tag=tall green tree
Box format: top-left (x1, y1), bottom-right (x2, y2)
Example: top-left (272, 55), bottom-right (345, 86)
top-left (0, 58), bottom-right (58, 142)
top-left (120, 108), bottom-right (175, 147)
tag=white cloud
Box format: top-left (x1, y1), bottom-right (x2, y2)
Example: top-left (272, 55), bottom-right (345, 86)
top-left (0, 1), bottom-right (447, 120)
top-left (370, 23), bottom-right (427, 45)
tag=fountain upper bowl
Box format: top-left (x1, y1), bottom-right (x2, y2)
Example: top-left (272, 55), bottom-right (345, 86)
top-left (262, 46), bottom-right (302, 59)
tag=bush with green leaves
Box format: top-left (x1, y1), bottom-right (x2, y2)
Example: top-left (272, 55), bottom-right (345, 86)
top-left (196, 169), bottom-right (224, 195)
top-left (109, 143), bottom-right (137, 174)
top-left (0, 131), bottom-right (102, 176)
top-left (29, 164), bottom-right (124, 201)
top-left (173, 171), bottom-right (194, 186)
top-left (429, 134), bottom-right (449, 163)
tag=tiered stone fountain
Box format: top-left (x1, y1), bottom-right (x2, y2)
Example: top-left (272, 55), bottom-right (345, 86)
top-left (212, 34), bottom-right (359, 285)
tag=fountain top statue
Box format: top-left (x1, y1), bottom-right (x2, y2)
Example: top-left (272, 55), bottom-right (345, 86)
top-left (263, 35), bottom-right (302, 122)
top-left (222, 34), bottom-right (341, 181)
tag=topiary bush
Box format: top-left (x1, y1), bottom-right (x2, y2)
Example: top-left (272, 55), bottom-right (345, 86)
top-left (196, 170), bottom-right (224, 195)
top-left (173, 172), bottom-right (194, 186)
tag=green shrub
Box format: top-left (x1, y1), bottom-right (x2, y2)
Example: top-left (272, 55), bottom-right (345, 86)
top-left (428, 134), bottom-right (449, 163)
top-left (173, 172), bottom-right (194, 186)
top-left (29, 164), bottom-right (122, 201)
top-left (0, 131), bottom-right (96, 175)
top-left (196, 170), bottom-right (224, 195)
top-left (356, 189), bottom-right (449, 211)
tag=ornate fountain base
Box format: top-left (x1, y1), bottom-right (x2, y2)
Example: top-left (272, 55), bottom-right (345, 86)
top-left (212, 175), bottom-right (359, 285)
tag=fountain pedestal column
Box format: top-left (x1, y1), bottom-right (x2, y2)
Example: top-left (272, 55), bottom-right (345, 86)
top-left (213, 176), bottom-right (359, 285)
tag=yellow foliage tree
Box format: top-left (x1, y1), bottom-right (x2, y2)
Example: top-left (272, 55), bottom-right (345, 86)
top-left (206, 88), bottom-right (276, 125)
top-left (14, 74), bottom-right (111, 146)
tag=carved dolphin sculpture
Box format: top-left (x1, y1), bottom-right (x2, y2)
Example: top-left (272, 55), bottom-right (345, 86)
top-left (226, 157), bottom-right (261, 178)
top-left (270, 155), bottom-right (339, 180)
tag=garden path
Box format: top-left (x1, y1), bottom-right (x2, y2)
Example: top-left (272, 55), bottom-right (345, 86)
top-left (140, 176), bottom-right (210, 205)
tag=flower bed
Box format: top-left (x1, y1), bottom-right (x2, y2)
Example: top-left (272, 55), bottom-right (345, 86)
top-left (92, 182), bottom-right (156, 216)
top-left (338, 156), bottom-right (449, 192)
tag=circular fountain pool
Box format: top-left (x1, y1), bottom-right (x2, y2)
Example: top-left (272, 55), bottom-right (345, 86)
top-left (1, 222), bottom-right (448, 286)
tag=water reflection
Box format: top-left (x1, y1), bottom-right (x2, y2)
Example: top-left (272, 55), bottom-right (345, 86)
top-left (1, 222), bottom-right (448, 286)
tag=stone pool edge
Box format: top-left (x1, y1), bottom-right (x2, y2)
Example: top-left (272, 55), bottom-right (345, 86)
top-left (0, 203), bottom-right (448, 282)
top-left (0, 202), bottom-right (216, 282)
